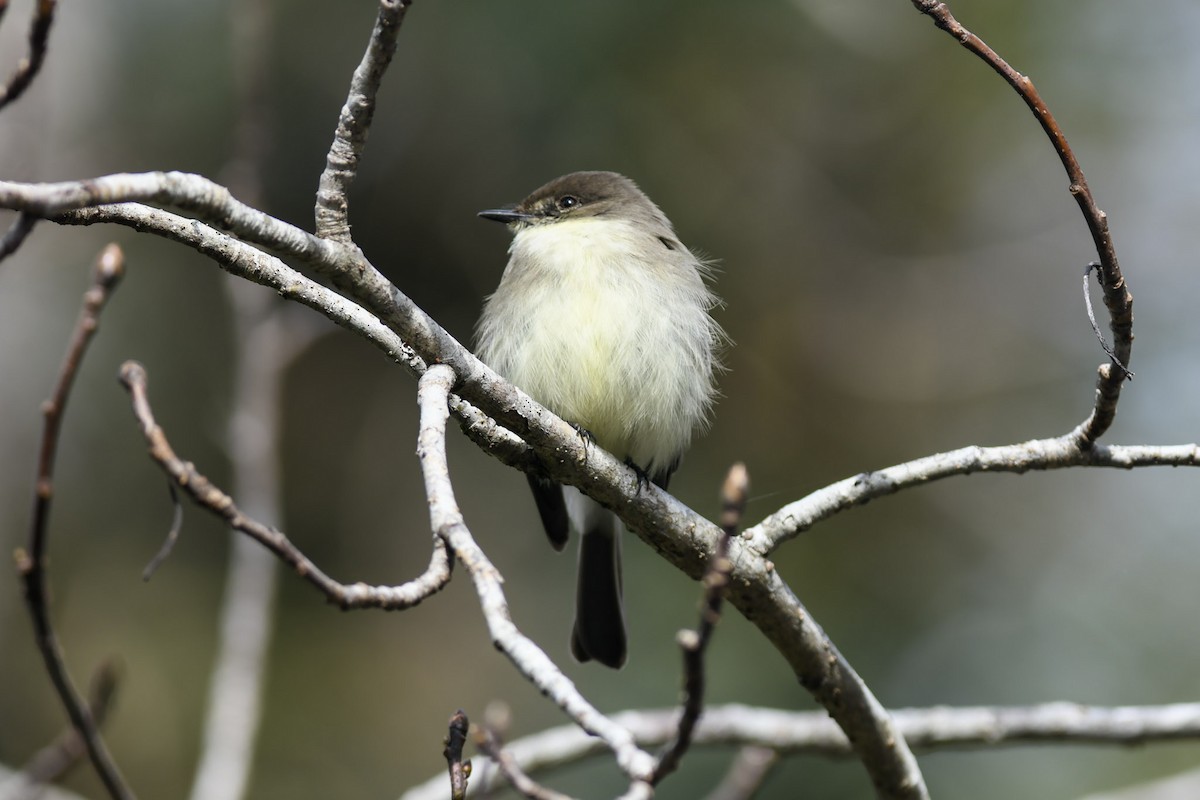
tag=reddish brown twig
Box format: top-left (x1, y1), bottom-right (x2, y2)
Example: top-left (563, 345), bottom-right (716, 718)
top-left (117, 360), bottom-right (454, 610)
top-left (0, 0), bottom-right (56, 110)
top-left (443, 710), bottom-right (472, 800)
top-left (653, 463), bottom-right (749, 784)
top-left (910, 0), bottom-right (1133, 442)
top-left (14, 243), bottom-right (134, 800)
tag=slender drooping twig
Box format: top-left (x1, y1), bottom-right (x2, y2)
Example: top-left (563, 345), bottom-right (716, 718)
top-left (314, 0), bottom-right (412, 242)
top-left (400, 700), bottom-right (1200, 800)
top-left (140, 484), bottom-right (182, 580)
top-left (415, 365), bottom-right (657, 784)
top-left (908, 0), bottom-right (1133, 443)
top-left (653, 463), bottom-right (748, 784)
top-left (14, 244), bottom-right (134, 800)
top-left (443, 710), bottom-right (471, 800)
top-left (118, 361), bottom-right (453, 610)
top-left (0, 0), bottom-right (56, 110)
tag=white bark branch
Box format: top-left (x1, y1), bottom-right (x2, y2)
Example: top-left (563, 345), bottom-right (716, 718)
top-left (315, 0), bottom-right (411, 242)
top-left (745, 440), bottom-right (1200, 554)
top-left (401, 701), bottom-right (1200, 799)
top-left (416, 366), bottom-right (656, 784)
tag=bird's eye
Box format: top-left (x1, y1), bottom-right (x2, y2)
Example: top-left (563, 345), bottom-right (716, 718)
top-left (557, 195), bottom-right (579, 210)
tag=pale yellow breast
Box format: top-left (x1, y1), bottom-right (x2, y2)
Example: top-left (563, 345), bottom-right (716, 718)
top-left (477, 216), bottom-right (717, 472)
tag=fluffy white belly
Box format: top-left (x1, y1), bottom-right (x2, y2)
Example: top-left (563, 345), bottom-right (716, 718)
top-left (477, 217), bottom-right (716, 473)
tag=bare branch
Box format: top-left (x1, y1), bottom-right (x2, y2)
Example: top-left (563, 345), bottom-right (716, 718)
top-left (56, 202), bottom-right (535, 472)
top-left (9, 661), bottom-right (121, 800)
top-left (401, 701), bottom-right (1200, 799)
top-left (0, 173), bottom-right (348, 268)
top-left (118, 361), bottom-right (453, 610)
top-left (415, 365), bottom-right (656, 784)
top-left (908, 0), bottom-right (1133, 443)
top-left (472, 727), bottom-right (573, 800)
top-left (59, 203), bottom-right (424, 368)
top-left (614, 782), bottom-right (654, 800)
top-left (443, 711), bottom-right (471, 800)
top-left (315, 0), bottom-right (412, 241)
top-left (13, 244), bottom-right (133, 800)
top-left (653, 463), bottom-right (748, 785)
top-left (0, 0), bottom-right (56, 110)
top-left (745, 439), bottom-right (1200, 554)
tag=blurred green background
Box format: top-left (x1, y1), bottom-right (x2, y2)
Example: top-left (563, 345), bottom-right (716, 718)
top-left (2, 0), bottom-right (1200, 797)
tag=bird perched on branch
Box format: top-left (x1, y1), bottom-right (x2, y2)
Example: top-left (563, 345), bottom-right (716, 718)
top-left (477, 171), bottom-right (724, 668)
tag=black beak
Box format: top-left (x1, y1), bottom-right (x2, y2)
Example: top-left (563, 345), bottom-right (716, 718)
top-left (478, 208), bottom-right (533, 224)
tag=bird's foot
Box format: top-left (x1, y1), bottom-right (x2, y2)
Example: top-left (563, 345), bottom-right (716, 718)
top-left (624, 457), bottom-right (654, 494)
top-left (572, 423), bottom-right (595, 465)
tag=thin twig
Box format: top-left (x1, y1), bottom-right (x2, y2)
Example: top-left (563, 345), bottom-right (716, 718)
top-left (416, 365), bottom-right (657, 783)
top-left (315, 0), bottom-right (412, 242)
top-left (10, 661), bottom-right (122, 800)
top-left (702, 747), bottom-right (779, 800)
top-left (56, 203), bottom-right (425, 371)
top-left (653, 463), bottom-right (749, 784)
top-left (0, 212), bottom-right (37, 261)
top-left (117, 360), bottom-right (453, 610)
top-left (473, 727), bottom-right (573, 800)
top-left (746, 438), bottom-right (1200, 554)
top-left (0, 0), bottom-right (56, 110)
top-left (141, 483), bottom-right (182, 581)
top-left (908, 0), bottom-right (1133, 443)
top-left (1084, 262), bottom-right (1132, 378)
top-left (443, 710), bottom-right (471, 800)
top-left (0, 172), bottom-right (350, 268)
top-left (14, 244), bottom-right (133, 800)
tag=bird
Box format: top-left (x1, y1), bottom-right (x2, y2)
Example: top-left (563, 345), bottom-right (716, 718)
top-left (476, 171), bottom-right (723, 668)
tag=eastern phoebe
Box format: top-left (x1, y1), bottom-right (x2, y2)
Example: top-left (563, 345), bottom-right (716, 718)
top-left (476, 171), bottom-right (723, 668)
